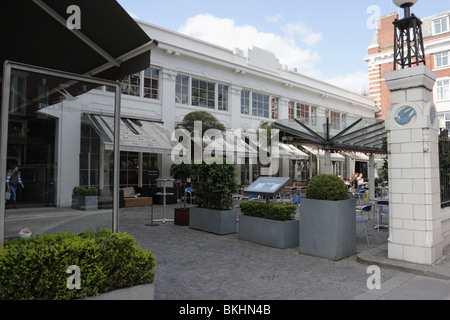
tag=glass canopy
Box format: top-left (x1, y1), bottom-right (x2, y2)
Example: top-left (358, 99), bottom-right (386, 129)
top-left (272, 115), bottom-right (386, 154)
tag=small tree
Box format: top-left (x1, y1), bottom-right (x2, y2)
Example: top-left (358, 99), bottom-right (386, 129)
top-left (191, 161), bottom-right (237, 211)
top-left (306, 174), bottom-right (349, 201)
top-left (169, 162), bottom-right (192, 209)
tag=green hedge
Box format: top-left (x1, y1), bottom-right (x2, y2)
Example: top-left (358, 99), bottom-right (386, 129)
top-left (72, 186), bottom-right (98, 196)
top-left (306, 174), bottom-right (349, 201)
top-left (239, 201), bottom-right (296, 221)
top-left (0, 230), bottom-right (155, 300)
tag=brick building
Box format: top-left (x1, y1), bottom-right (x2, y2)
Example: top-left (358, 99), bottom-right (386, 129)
top-left (364, 11), bottom-right (450, 124)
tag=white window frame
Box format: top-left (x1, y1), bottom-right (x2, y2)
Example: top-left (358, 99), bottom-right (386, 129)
top-left (217, 84), bottom-right (229, 111)
top-left (432, 16), bottom-right (449, 36)
top-left (435, 51), bottom-right (449, 68)
top-left (175, 74), bottom-right (190, 105)
top-left (251, 92), bottom-right (270, 119)
top-left (436, 79), bottom-right (450, 101)
top-left (143, 67), bottom-right (160, 100)
top-left (120, 67), bottom-right (160, 100)
top-left (241, 89), bottom-right (250, 115)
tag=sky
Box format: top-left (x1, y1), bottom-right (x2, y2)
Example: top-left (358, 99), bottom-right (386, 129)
top-left (117, 0), bottom-right (450, 94)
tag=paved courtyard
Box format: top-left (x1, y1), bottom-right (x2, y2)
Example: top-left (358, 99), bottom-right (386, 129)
top-left (4, 202), bottom-right (449, 300)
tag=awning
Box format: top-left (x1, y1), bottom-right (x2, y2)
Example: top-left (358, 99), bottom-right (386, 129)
top-left (301, 145), bottom-right (346, 162)
top-left (0, 0), bottom-right (156, 84)
top-left (85, 114), bottom-right (174, 155)
top-left (272, 116), bottom-right (386, 155)
top-left (279, 143), bottom-right (309, 160)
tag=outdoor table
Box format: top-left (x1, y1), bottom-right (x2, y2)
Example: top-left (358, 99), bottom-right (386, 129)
top-left (152, 178), bottom-right (175, 224)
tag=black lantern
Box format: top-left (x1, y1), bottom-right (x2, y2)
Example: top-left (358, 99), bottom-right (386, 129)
top-left (392, 0), bottom-right (426, 70)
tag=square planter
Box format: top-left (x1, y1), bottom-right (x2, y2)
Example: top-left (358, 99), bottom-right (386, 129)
top-left (174, 207), bottom-right (190, 226)
top-left (72, 195), bottom-right (98, 211)
top-left (238, 214), bottom-right (299, 249)
top-left (299, 198), bottom-right (356, 261)
top-left (189, 207), bottom-right (237, 235)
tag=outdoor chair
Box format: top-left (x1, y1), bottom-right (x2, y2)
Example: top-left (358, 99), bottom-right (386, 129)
top-left (291, 195), bottom-right (304, 206)
top-left (374, 200), bottom-right (389, 233)
top-left (248, 194), bottom-right (260, 201)
top-left (186, 187), bottom-right (196, 205)
top-left (356, 204), bottom-right (372, 245)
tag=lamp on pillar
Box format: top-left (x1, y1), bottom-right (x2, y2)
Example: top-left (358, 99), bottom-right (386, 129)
top-left (392, 0), bottom-right (426, 70)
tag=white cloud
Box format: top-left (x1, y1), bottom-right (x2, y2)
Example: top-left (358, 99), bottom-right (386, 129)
top-left (178, 14), bottom-right (368, 95)
top-left (178, 14), bottom-right (322, 77)
top-left (325, 71), bottom-right (370, 95)
top-left (282, 22), bottom-right (322, 46)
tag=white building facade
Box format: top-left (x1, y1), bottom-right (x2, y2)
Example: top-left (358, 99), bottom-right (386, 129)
top-left (5, 20), bottom-right (379, 209)
top-left (109, 20), bottom-right (378, 186)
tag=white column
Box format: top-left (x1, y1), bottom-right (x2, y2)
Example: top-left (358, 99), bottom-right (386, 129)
top-left (323, 150), bottom-right (332, 174)
top-left (385, 65), bottom-right (442, 265)
top-left (279, 98), bottom-right (290, 120)
top-left (160, 69), bottom-right (177, 180)
top-left (368, 155), bottom-right (375, 200)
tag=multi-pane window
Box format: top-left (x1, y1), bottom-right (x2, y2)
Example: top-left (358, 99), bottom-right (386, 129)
top-left (330, 111), bottom-right (341, 130)
top-left (252, 92), bottom-right (270, 118)
top-left (241, 90), bottom-right (250, 115)
top-left (288, 101), bottom-right (295, 119)
top-left (192, 78), bottom-right (215, 109)
top-left (437, 80), bottom-right (450, 101)
top-left (218, 84), bottom-right (229, 111)
top-left (144, 68), bottom-right (159, 99)
top-left (295, 103), bottom-right (317, 126)
top-left (435, 52), bottom-right (449, 68)
top-left (176, 75), bottom-right (189, 104)
top-left (120, 67), bottom-right (160, 99)
top-left (433, 17), bottom-right (449, 35)
top-left (121, 73), bottom-right (140, 97)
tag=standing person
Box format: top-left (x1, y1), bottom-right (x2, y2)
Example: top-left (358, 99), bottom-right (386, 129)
top-left (6, 165), bottom-right (25, 209)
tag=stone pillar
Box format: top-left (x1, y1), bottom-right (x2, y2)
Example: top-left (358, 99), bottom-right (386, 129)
top-left (323, 151), bottom-right (333, 175)
top-left (385, 65), bottom-right (443, 265)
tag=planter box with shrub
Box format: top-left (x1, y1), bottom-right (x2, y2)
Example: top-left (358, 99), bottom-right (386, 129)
top-left (189, 161), bottom-right (237, 235)
top-left (72, 186), bottom-right (98, 211)
top-left (238, 201), bottom-right (298, 249)
top-left (0, 229), bottom-right (155, 300)
top-left (189, 207), bottom-right (237, 235)
top-left (299, 174), bottom-right (356, 261)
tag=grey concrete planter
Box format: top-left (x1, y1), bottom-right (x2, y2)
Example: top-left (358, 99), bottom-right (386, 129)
top-left (71, 195), bottom-right (98, 211)
top-left (238, 214), bottom-right (299, 249)
top-left (189, 207), bottom-right (237, 235)
top-left (299, 198), bottom-right (356, 261)
top-left (83, 283), bottom-right (155, 300)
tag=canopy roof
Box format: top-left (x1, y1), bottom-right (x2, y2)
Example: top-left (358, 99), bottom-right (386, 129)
top-left (0, 0), bottom-right (156, 82)
top-left (272, 116), bottom-right (387, 155)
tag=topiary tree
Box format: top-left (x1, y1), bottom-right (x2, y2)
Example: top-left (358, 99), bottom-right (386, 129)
top-left (179, 110), bottom-right (226, 136)
top-left (306, 174), bottom-right (349, 201)
top-left (169, 162), bottom-right (192, 209)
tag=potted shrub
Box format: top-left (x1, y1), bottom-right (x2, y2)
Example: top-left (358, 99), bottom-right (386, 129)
top-left (299, 174), bottom-right (356, 261)
top-left (72, 186), bottom-right (98, 211)
top-left (189, 161), bottom-right (237, 235)
top-left (238, 201), bottom-right (298, 249)
top-left (170, 162), bottom-right (192, 226)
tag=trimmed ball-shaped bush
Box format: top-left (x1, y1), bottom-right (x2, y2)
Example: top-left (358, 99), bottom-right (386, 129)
top-left (306, 174), bottom-right (349, 201)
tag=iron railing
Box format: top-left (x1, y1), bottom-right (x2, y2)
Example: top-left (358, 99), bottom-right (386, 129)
top-left (439, 129), bottom-right (450, 207)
